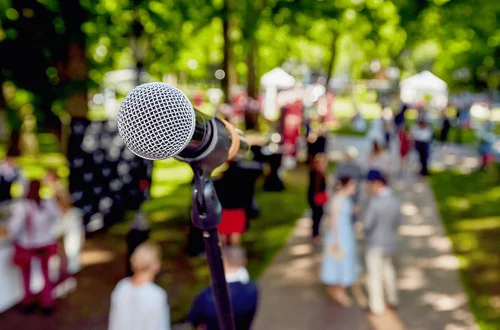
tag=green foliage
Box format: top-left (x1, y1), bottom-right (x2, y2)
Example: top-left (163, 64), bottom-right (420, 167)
top-left (1, 0), bottom-right (499, 132)
top-left (431, 170), bottom-right (500, 330)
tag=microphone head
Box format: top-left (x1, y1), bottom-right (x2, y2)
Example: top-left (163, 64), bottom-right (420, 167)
top-left (117, 82), bottom-right (196, 160)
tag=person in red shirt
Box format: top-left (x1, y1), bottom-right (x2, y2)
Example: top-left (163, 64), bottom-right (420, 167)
top-left (398, 126), bottom-right (412, 177)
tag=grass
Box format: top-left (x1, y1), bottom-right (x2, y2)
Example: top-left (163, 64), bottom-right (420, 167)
top-left (430, 170), bottom-right (500, 330)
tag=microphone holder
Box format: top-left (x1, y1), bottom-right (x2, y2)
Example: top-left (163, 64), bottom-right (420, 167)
top-left (191, 164), bottom-right (236, 330)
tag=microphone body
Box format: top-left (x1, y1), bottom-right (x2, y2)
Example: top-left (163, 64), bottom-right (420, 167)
top-left (175, 109), bottom-right (248, 171)
top-left (117, 82), bottom-right (248, 171)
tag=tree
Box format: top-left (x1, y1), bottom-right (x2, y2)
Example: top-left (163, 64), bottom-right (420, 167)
top-left (58, 0), bottom-right (89, 119)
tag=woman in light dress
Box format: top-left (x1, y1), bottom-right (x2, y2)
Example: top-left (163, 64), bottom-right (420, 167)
top-left (321, 177), bottom-right (359, 307)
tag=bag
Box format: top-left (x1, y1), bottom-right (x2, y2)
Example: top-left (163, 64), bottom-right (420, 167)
top-left (314, 192), bottom-right (329, 206)
top-left (327, 244), bottom-right (345, 261)
top-left (313, 171), bottom-right (328, 206)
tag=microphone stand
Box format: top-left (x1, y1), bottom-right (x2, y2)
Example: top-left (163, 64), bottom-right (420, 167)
top-left (191, 165), bottom-right (236, 330)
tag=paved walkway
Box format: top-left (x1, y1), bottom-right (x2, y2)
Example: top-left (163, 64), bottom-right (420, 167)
top-left (254, 136), bottom-right (478, 330)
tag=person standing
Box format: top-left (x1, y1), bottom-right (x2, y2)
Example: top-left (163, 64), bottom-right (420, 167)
top-left (109, 242), bottom-right (170, 330)
top-left (394, 104), bottom-right (408, 132)
top-left (321, 177), bottom-right (359, 307)
top-left (307, 128), bottom-right (327, 164)
top-left (188, 246), bottom-right (258, 330)
top-left (398, 126), bottom-right (412, 177)
top-left (412, 119), bottom-right (433, 176)
top-left (214, 162), bottom-right (248, 246)
top-left (333, 147), bottom-right (363, 222)
top-left (308, 153), bottom-right (328, 244)
top-left (439, 111), bottom-right (451, 144)
top-left (8, 180), bottom-right (61, 314)
top-left (364, 170), bottom-right (402, 315)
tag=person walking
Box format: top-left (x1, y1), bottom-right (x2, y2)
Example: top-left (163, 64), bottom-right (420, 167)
top-left (321, 177), bottom-right (359, 307)
top-left (412, 119), bottom-right (433, 176)
top-left (308, 153), bottom-right (328, 244)
top-left (8, 180), bottom-right (61, 315)
top-left (109, 242), bottom-right (170, 330)
top-left (364, 170), bottom-right (402, 315)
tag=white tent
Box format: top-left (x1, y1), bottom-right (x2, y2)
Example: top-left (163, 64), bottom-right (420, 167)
top-left (260, 68), bottom-right (296, 120)
top-left (400, 71), bottom-right (448, 109)
top-left (260, 68), bottom-right (295, 88)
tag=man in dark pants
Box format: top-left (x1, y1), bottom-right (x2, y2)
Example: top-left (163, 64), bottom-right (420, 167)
top-left (412, 120), bottom-right (433, 176)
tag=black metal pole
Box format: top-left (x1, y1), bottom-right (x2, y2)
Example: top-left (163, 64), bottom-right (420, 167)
top-left (191, 166), bottom-right (235, 330)
top-left (202, 228), bottom-right (235, 330)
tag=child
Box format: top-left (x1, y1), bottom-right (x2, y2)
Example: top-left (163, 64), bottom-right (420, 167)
top-left (108, 242), bottom-right (170, 330)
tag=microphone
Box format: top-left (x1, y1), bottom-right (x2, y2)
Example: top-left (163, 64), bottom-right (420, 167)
top-left (117, 82), bottom-right (248, 170)
top-left (118, 82), bottom-right (241, 330)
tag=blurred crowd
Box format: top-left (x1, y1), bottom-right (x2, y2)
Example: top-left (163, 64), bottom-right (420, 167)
top-left (0, 154), bottom-right (83, 315)
top-left (0, 89), bottom-right (497, 329)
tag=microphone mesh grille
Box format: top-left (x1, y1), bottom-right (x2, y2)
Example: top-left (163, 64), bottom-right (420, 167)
top-left (117, 82), bottom-right (196, 160)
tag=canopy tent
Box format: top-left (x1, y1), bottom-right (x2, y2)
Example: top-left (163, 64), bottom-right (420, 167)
top-left (400, 71), bottom-right (448, 109)
top-left (260, 67), bottom-right (296, 88)
top-left (260, 68), bottom-right (296, 120)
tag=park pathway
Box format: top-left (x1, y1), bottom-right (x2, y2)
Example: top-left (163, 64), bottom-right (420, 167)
top-left (253, 136), bottom-right (478, 330)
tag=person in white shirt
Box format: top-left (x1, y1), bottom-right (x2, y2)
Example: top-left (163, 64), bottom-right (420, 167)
top-left (108, 242), bottom-right (170, 330)
top-left (8, 180), bottom-right (61, 314)
top-left (411, 120), bottom-right (433, 176)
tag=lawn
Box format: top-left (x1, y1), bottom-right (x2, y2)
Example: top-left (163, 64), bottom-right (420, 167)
top-left (430, 170), bottom-right (500, 330)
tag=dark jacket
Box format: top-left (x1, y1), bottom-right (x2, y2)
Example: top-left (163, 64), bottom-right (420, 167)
top-left (308, 170), bottom-right (326, 207)
top-left (189, 281), bottom-right (259, 330)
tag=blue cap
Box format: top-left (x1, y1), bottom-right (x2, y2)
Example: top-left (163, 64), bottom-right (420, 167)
top-left (367, 169), bottom-right (386, 182)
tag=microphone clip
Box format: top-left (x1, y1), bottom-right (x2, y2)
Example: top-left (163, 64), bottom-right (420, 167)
top-left (190, 165), bottom-right (222, 231)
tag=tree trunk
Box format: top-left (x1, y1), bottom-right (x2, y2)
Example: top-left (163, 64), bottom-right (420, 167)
top-left (59, 0), bottom-right (89, 119)
top-left (325, 33), bottom-right (338, 90)
top-left (246, 39), bottom-right (258, 99)
top-left (221, 0), bottom-right (231, 103)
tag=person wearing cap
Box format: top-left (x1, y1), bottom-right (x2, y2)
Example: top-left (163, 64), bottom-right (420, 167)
top-left (411, 119), bottom-right (433, 176)
top-left (108, 242), bottom-right (170, 330)
top-left (364, 170), bottom-right (402, 315)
